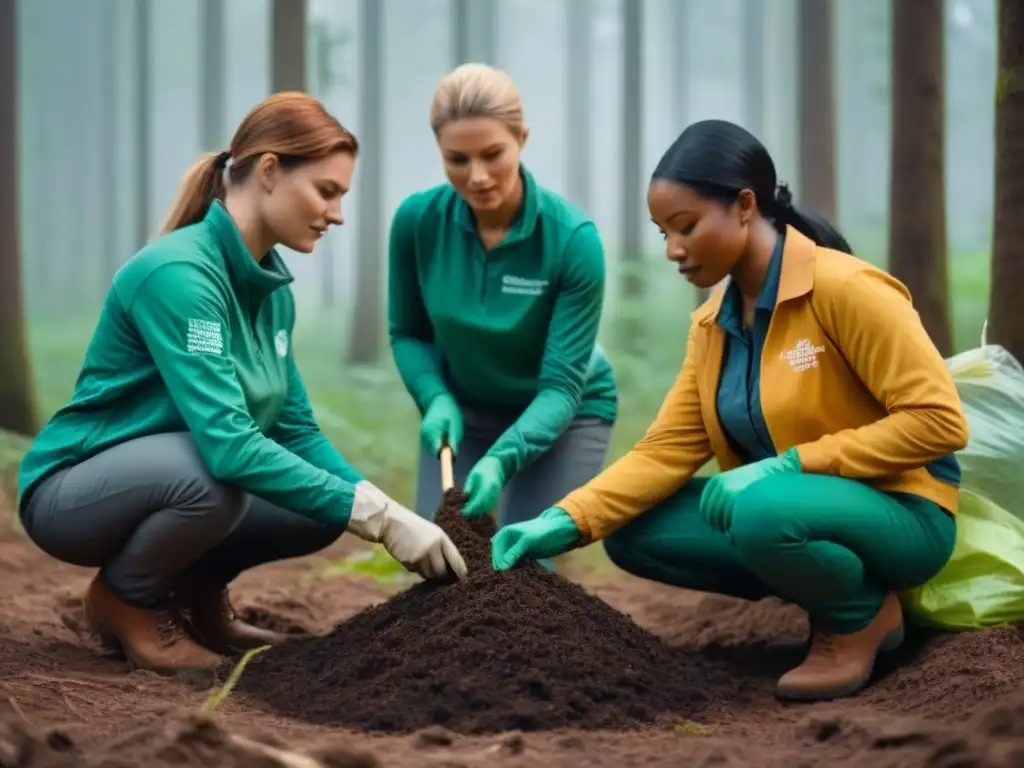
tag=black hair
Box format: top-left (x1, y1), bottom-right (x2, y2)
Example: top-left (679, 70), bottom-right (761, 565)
top-left (651, 119), bottom-right (852, 254)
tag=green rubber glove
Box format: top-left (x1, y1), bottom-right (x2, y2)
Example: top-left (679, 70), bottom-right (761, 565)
top-left (461, 456), bottom-right (505, 518)
top-left (491, 507), bottom-right (581, 570)
top-left (420, 394), bottom-right (463, 456)
top-left (699, 447), bottom-right (802, 533)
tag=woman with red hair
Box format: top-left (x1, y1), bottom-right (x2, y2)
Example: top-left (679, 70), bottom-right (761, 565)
top-left (17, 93), bottom-right (467, 676)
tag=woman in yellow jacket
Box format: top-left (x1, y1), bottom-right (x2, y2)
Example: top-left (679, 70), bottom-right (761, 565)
top-left (491, 119), bottom-right (968, 702)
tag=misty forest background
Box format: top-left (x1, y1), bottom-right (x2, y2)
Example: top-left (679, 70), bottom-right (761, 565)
top-left (0, 0), bottom-right (1022, 535)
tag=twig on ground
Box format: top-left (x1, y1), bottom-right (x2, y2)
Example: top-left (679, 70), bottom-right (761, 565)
top-left (0, 688), bottom-right (31, 727)
top-left (227, 734), bottom-right (324, 768)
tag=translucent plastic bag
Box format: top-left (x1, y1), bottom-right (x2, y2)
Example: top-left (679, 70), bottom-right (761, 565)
top-left (900, 488), bottom-right (1024, 629)
top-left (944, 342), bottom-right (1024, 515)
top-left (898, 342), bottom-right (1024, 629)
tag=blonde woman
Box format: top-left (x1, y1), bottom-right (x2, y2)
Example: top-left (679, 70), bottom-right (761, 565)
top-left (388, 64), bottom-right (617, 533)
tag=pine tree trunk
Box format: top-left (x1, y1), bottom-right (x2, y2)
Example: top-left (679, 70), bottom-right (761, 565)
top-left (797, 0), bottom-right (836, 220)
top-left (888, 0), bottom-right (952, 357)
top-left (0, 0), bottom-right (39, 436)
top-left (566, 0), bottom-right (593, 213)
top-left (346, 0), bottom-right (383, 364)
top-left (987, 0), bottom-right (1024, 363)
top-left (619, 0), bottom-right (643, 301)
top-left (272, 0), bottom-right (307, 92)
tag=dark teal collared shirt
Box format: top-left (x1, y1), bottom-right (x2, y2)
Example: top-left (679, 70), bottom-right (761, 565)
top-left (714, 235), bottom-right (785, 463)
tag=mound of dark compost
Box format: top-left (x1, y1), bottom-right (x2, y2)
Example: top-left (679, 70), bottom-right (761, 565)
top-left (236, 489), bottom-right (711, 735)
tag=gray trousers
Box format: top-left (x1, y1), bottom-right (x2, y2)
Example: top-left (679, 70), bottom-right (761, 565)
top-left (19, 432), bottom-right (345, 609)
top-left (414, 407), bottom-right (613, 527)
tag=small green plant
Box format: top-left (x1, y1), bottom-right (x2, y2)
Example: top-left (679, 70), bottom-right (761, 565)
top-left (201, 644), bottom-right (271, 713)
top-left (315, 544), bottom-right (418, 587)
top-left (675, 720), bottom-right (711, 736)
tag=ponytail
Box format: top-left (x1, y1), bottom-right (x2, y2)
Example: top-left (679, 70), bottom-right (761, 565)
top-left (772, 182), bottom-right (853, 255)
top-left (158, 150), bottom-right (230, 236)
top-left (649, 120), bottom-right (855, 256)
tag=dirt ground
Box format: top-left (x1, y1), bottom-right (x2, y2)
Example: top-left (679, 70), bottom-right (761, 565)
top-left (0, 516), bottom-right (1022, 767)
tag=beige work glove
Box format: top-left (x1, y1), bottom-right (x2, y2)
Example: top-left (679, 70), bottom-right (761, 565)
top-left (347, 481), bottom-right (468, 581)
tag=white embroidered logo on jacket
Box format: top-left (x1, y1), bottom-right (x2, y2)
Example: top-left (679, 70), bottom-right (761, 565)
top-left (274, 329), bottom-right (289, 358)
top-left (780, 338), bottom-right (826, 372)
top-left (186, 318), bottom-right (223, 355)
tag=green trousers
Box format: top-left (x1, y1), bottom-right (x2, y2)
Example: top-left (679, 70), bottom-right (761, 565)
top-left (602, 474), bottom-right (957, 633)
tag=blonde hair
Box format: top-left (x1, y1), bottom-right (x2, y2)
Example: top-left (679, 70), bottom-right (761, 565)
top-left (429, 63), bottom-right (525, 137)
top-left (159, 92), bottom-right (358, 235)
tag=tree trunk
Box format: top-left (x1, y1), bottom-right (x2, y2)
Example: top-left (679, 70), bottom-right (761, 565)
top-left (451, 0), bottom-right (470, 65)
top-left (797, 0), bottom-right (836, 220)
top-left (200, 0), bottom-right (226, 150)
top-left (888, 0), bottom-right (952, 357)
top-left (307, 23), bottom-right (337, 310)
top-left (477, 1), bottom-right (496, 64)
top-left (743, 0), bottom-right (764, 138)
top-left (135, 0), bottom-right (152, 249)
top-left (670, 0), bottom-right (708, 305)
top-left (736, 0), bottom-right (764, 309)
top-left (0, 0), bottom-right (39, 435)
top-left (670, 0), bottom-right (689, 136)
top-left (272, 0), bottom-right (307, 92)
top-left (346, 0), bottom-right (383, 364)
top-left (566, 0), bottom-right (592, 213)
top-left (450, 0), bottom-right (496, 66)
top-left (620, 0), bottom-right (643, 300)
top-left (987, 0), bottom-right (1024, 362)
top-left (100, 0), bottom-right (120, 282)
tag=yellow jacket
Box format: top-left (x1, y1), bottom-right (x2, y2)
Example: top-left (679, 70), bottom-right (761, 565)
top-left (559, 226), bottom-right (969, 545)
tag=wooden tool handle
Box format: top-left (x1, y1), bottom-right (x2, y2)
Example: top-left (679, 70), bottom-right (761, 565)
top-left (439, 444), bottom-right (454, 491)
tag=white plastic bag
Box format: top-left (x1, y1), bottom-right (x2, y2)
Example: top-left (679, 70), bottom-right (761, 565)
top-left (899, 340), bottom-right (1024, 629)
top-left (944, 343), bottom-right (1024, 518)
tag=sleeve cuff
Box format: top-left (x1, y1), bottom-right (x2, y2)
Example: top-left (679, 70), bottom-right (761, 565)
top-left (795, 440), bottom-right (837, 475)
top-left (555, 490), bottom-right (598, 547)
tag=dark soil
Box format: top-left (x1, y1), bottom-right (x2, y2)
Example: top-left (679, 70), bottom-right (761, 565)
top-left (235, 489), bottom-right (714, 734)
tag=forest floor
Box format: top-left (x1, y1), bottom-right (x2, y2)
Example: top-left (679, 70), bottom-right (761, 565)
top-left (0, 496), bottom-right (1021, 768)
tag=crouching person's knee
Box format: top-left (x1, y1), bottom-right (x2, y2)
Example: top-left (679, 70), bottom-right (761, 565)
top-left (603, 522), bottom-right (648, 577)
top-left (312, 519), bottom-right (348, 551)
top-left (728, 478), bottom-right (794, 562)
top-left (176, 475), bottom-right (251, 538)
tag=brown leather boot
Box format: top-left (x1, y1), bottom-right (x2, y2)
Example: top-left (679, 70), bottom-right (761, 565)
top-left (83, 576), bottom-right (223, 674)
top-left (178, 587), bottom-right (289, 655)
top-left (775, 593), bottom-right (905, 701)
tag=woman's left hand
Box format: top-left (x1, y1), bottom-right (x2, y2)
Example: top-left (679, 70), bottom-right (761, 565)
top-left (699, 448), bottom-right (802, 533)
top-left (461, 457), bottom-right (506, 517)
top-left (491, 507), bottom-right (581, 570)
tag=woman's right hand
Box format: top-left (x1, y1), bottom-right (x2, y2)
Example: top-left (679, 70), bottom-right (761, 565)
top-left (491, 507), bottom-right (581, 570)
top-left (347, 481), bottom-right (468, 581)
top-left (420, 394), bottom-right (464, 456)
